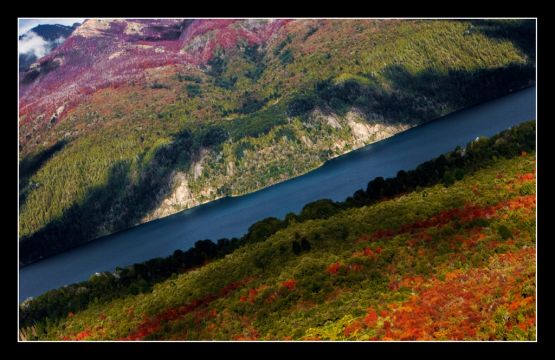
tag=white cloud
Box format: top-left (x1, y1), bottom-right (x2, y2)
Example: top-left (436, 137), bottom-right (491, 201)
top-left (18, 31), bottom-right (51, 58)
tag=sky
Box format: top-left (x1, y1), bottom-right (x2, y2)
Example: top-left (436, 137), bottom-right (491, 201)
top-left (18, 18), bottom-right (85, 36)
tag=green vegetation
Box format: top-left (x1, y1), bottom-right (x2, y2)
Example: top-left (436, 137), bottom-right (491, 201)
top-left (19, 19), bottom-right (535, 265)
top-left (19, 122), bottom-right (536, 341)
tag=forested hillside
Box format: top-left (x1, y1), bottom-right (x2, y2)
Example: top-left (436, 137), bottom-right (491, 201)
top-left (19, 121), bottom-right (536, 341)
top-left (19, 19), bottom-right (535, 265)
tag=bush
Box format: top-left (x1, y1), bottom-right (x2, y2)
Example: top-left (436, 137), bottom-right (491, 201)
top-left (287, 94), bottom-right (317, 117)
top-left (176, 73), bottom-right (202, 83)
top-left (299, 199), bottom-right (340, 221)
top-left (201, 127), bottom-right (228, 147)
top-left (279, 49), bottom-right (294, 65)
top-left (150, 82), bottom-right (170, 89)
top-left (442, 171), bottom-right (456, 187)
top-left (215, 76), bottom-right (237, 89)
top-left (244, 217), bottom-right (287, 244)
top-left (498, 225), bottom-right (513, 240)
top-left (292, 241), bottom-right (302, 255)
top-left (301, 238), bottom-right (311, 251)
top-left (186, 83), bottom-right (201, 98)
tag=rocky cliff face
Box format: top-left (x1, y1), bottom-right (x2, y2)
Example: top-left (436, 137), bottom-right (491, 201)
top-left (142, 106), bottom-right (411, 223)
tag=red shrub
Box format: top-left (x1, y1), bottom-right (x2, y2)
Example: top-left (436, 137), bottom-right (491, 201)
top-left (349, 264), bottom-right (364, 272)
top-left (326, 262), bottom-right (341, 275)
top-left (344, 320), bottom-right (363, 337)
top-left (281, 279), bottom-right (297, 290)
top-left (364, 309), bottom-right (378, 327)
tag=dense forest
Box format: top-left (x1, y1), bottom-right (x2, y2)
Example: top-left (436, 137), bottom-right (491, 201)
top-left (19, 19), bottom-right (535, 265)
top-left (20, 121), bottom-right (536, 341)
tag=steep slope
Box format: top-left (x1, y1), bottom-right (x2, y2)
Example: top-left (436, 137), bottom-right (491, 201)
top-left (18, 19), bottom-right (535, 265)
top-left (19, 122), bottom-right (536, 341)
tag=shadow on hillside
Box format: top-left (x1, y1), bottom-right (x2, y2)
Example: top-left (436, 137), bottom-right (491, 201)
top-left (309, 61), bottom-right (535, 127)
top-left (469, 19), bottom-right (536, 60)
top-left (379, 61), bottom-right (535, 117)
top-left (19, 128), bottom-right (202, 266)
top-left (20, 161), bottom-right (132, 265)
top-left (19, 140), bottom-right (68, 206)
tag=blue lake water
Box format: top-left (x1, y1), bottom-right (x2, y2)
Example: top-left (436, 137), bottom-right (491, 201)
top-left (19, 86), bottom-right (536, 302)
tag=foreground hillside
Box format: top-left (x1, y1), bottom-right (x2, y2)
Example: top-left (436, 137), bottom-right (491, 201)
top-left (20, 122), bottom-right (536, 341)
top-left (19, 19), bottom-right (535, 265)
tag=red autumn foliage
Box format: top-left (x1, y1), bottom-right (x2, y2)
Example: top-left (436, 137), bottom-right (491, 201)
top-left (367, 195), bottom-right (535, 247)
top-left (517, 172), bottom-right (535, 183)
top-left (73, 329), bottom-right (92, 341)
top-left (363, 247), bottom-right (375, 257)
top-left (371, 229), bottom-right (396, 241)
top-left (364, 309), bottom-right (378, 327)
top-left (344, 320), bottom-right (363, 337)
top-left (326, 262), bottom-right (341, 275)
top-left (281, 279), bottom-right (297, 290)
top-left (119, 276), bottom-right (254, 340)
top-left (265, 291), bottom-right (279, 304)
top-left (382, 248), bottom-right (535, 340)
top-left (349, 264), bottom-right (364, 272)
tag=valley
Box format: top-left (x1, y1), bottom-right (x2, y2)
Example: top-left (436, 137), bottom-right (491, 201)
top-left (18, 18), bottom-right (537, 342)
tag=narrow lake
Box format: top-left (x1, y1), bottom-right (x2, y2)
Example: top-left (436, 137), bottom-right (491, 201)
top-left (19, 86), bottom-right (536, 302)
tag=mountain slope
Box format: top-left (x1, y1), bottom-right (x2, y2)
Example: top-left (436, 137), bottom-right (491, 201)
top-left (19, 122), bottom-right (536, 341)
top-left (19, 23), bottom-right (79, 72)
top-left (18, 19), bottom-right (535, 265)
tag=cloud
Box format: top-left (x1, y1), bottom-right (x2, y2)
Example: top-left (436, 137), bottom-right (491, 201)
top-left (18, 31), bottom-right (51, 58)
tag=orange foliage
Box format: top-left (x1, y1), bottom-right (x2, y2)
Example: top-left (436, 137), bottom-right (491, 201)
top-left (281, 279), bottom-right (297, 290)
top-left (344, 320), bottom-right (363, 337)
top-left (73, 329), bottom-right (92, 341)
top-left (381, 248), bottom-right (535, 340)
top-left (326, 262), bottom-right (341, 275)
top-left (364, 308), bottom-right (378, 327)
